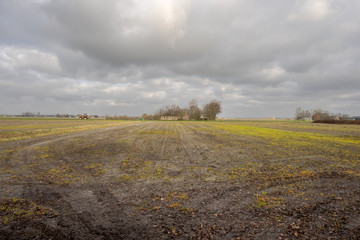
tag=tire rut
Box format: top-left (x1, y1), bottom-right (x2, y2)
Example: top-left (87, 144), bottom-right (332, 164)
top-left (159, 135), bottom-right (169, 158)
top-left (26, 123), bottom-right (144, 149)
top-left (20, 184), bottom-right (96, 239)
top-left (176, 123), bottom-right (212, 163)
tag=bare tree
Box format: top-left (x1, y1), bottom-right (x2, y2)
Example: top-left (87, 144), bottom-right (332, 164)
top-left (188, 99), bottom-right (201, 120)
top-left (23, 112), bottom-right (35, 117)
top-left (296, 107), bottom-right (351, 121)
top-left (295, 107), bottom-right (303, 120)
top-left (312, 108), bottom-right (331, 120)
top-left (338, 113), bottom-right (351, 120)
top-left (155, 104), bottom-right (185, 119)
top-left (295, 107), bottom-right (311, 120)
top-left (203, 100), bottom-right (222, 120)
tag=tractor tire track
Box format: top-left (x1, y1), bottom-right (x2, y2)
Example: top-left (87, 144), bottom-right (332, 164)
top-left (3, 121), bottom-right (359, 239)
top-left (159, 135), bottom-right (169, 158)
top-left (2, 122), bottom-right (150, 158)
top-left (19, 184), bottom-right (97, 239)
top-left (26, 122), bottom-right (145, 149)
top-left (176, 122), bottom-right (212, 164)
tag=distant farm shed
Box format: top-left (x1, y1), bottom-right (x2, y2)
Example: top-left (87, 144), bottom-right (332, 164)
top-left (160, 116), bottom-right (180, 121)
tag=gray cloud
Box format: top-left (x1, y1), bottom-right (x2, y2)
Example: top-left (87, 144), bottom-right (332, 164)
top-left (1, 0), bottom-right (359, 117)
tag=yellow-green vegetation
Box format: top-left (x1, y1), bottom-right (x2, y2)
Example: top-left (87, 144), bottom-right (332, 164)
top-left (32, 146), bottom-right (55, 160)
top-left (192, 121), bottom-right (360, 182)
top-left (2, 120), bottom-right (359, 186)
top-left (41, 164), bottom-right (83, 185)
top-left (137, 130), bottom-right (175, 135)
top-left (1, 120), bottom-right (360, 238)
top-left (0, 118), bottom-right (138, 142)
top-left (96, 120), bottom-right (360, 185)
top-left (163, 191), bottom-right (193, 212)
top-left (136, 191), bottom-right (193, 214)
top-left (121, 153), bottom-right (134, 167)
top-left (0, 198), bottom-right (55, 225)
top-left (254, 191), bottom-right (282, 208)
top-left (84, 163), bottom-right (106, 176)
top-left (118, 160), bottom-right (165, 181)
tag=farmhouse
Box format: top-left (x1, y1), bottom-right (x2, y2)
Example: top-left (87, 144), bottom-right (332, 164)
top-left (160, 116), bottom-right (180, 121)
top-left (160, 113), bottom-right (189, 121)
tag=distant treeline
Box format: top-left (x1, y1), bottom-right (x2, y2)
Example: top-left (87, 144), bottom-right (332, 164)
top-left (149, 99), bottom-right (222, 121)
top-left (295, 107), bottom-right (354, 121)
top-left (14, 112), bottom-right (100, 118)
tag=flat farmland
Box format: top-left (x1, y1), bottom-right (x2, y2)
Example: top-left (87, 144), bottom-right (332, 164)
top-left (0, 119), bottom-right (360, 239)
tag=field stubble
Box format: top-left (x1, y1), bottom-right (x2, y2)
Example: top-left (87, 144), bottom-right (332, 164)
top-left (0, 119), bottom-right (359, 239)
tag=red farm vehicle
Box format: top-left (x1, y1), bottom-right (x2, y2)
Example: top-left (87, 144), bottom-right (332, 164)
top-left (78, 113), bottom-right (90, 119)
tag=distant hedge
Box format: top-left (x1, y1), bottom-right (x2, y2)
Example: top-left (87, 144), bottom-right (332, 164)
top-left (313, 120), bottom-right (360, 125)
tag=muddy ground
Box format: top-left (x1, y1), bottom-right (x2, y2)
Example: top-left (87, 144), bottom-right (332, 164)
top-left (0, 121), bottom-right (359, 239)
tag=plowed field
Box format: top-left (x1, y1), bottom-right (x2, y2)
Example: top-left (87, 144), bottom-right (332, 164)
top-left (1, 119), bottom-right (360, 239)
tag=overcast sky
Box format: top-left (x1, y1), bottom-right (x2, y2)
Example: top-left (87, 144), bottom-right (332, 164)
top-left (1, 0), bottom-right (359, 118)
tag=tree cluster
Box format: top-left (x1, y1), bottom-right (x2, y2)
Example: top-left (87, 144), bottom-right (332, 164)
top-left (155, 105), bottom-right (185, 119)
top-left (151, 99), bottom-right (222, 121)
top-left (203, 100), bottom-right (222, 121)
top-left (188, 99), bottom-right (202, 120)
top-left (22, 112), bottom-right (40, 117)
top-left (295, 107), bottom-right (352, 121)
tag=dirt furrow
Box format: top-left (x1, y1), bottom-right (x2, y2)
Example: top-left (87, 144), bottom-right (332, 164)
top-left (159, 135), bottom-right (169, 158)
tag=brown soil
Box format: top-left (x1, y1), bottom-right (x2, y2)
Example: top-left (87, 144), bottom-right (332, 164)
top-left (0, 121), bottom-right (359, 239)
top-left (313, 120), bottom-right (360, 125)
